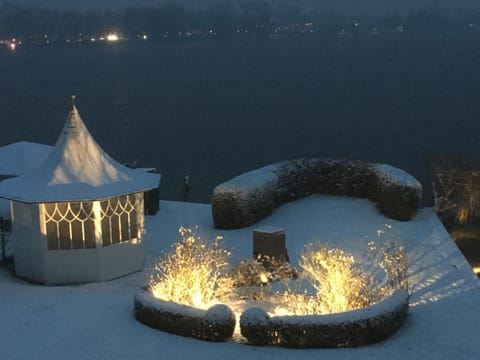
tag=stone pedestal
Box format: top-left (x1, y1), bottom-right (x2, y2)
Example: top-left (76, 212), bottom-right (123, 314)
top-left (253, 226), bottom-right (288, 264)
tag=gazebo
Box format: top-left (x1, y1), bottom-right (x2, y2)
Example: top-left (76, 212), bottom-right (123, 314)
top-left (0, 102), bottom-right (161, 284)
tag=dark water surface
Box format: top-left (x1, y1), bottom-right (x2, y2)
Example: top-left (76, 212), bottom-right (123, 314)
top-left (1, 31), bottom-right (480, 203)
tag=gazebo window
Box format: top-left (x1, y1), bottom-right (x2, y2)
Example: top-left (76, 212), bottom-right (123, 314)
top-left (100, 194), bottom-right (138, 247)
top-left (42, 193), bottom-right (141, 251)
top-left (44, 202), bottom-right (96, 250)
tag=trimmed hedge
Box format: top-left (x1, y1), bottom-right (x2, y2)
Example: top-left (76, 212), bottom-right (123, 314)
top-left (240, 289), bottom-right (409, 348)
top-left (212, 159), bottom-right (422, 229)
top-left (133, 289), bottom-right (235, 342)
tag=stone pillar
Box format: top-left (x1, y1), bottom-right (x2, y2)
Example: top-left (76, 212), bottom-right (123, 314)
top-left (253, 226), bottom-right (289, 265)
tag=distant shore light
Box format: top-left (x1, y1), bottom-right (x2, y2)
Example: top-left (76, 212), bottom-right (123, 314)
top-left (106, 33), bottom-right (119, 42)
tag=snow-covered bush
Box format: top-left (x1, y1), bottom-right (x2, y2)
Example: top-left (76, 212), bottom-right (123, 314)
top-left (228, 257), bottom-right (298, 287)
top-left (240, 289), bottom-right (409, 348)
top-left (240, 307), bottom-right (275, 346)
top-left (373, 164), bottom-right (422, 221)
top-left (212, 159), bottom-right (422, 229)
top-left (221, 257), bottom-right (298, 302)
top-left (134, 289), bottom-right (236, 342)
top-left (276, 159), bottom-right (376, 201)
top-left (211, 165), bottom-right (279, 229)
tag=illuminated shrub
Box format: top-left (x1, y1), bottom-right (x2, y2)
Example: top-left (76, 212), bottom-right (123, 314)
top-left (148, 227), bottom-right (232, 309)
top-left (433, 160), bottom-right (480, 227)
top-left (137, 227), bottom-right (236, 341)
top-left (276, 245), bottom-right (378, 316)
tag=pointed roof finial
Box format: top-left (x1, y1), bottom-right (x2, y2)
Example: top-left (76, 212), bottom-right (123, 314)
top-left (71, 95), bottom-right (76, 108)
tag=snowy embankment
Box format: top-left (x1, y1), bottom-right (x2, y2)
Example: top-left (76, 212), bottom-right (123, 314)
top-left (1, 196), bottom-right (480, 359)
top-left (212, 159), bottom-right (422, 229)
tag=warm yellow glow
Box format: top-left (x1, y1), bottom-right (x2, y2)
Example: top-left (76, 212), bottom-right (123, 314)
top-left (148, 229), bottom-right (407, 320)
top-left (149, 227), bottom-right (232, 309)
top-left (434, 164), bottom-right (480, 225)
top-left (473, 266), bottom-right (480, 274)
top-left (273, 241), bottom-right (407, 316)
top-left (273, 245), bottom-right (376, 316)
top-left (106, 33), bottom-right (119, 41)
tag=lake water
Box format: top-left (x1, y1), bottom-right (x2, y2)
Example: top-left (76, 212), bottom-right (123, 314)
top-left (1, 31), bottom-right (480, 203)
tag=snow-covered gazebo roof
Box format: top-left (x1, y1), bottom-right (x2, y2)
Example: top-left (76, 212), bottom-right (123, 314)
top-left (0, 104), bottom-right (160, 203)
top-left (0, 141), bottom-right (52, 176)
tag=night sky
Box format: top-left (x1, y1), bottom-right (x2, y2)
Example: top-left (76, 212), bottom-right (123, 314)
top-left (2, 0), bottom-right (480, 14)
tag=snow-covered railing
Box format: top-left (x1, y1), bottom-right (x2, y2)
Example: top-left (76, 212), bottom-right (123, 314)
top-left (133, 289), bottom-right (236, 342)
top-left (240, 289), bottom-right (409, 348)
top-left (212, 159), bottom-right (422, 229)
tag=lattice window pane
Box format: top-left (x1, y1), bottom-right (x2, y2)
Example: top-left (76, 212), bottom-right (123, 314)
top-left (58, 222), bottom-right (71, 250)
top-left (44, 194), bottom-right (141, 251)
top-left (121, 213), bottom-right (130, 241)
top-left (53, 203), bottom-right (67, 221)
top-left (101, 214), bottom-right (111, 247)
top-left (99, 194), bottom-right (139, 247)
top-left (84, 219), bottom-right (96, 249)
top-left (44, 201), bottom-right (96, 251)
top-left (130, 207), bottom-right (138, 239)
top-left (71, 221), bottom-right (84, 249)
top-left (46, 220), bottom-right (59, 250)
top-left (111, 216), bottom-right (120, 244)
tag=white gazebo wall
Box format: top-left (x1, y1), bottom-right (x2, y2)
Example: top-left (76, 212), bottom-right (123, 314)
top-left (11, 202), bottom-right (45, 283)
top-left (12, 193), bottom-right (146, 285)
top-left (41, 243), bottom-right (144, 284)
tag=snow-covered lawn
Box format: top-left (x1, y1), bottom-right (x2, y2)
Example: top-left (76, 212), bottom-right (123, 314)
top-left (1, 195), bottom-right (480, 359)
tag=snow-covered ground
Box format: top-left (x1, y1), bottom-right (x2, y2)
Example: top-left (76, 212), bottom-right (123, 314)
top-left (1, 195), bottom-right (480, 359)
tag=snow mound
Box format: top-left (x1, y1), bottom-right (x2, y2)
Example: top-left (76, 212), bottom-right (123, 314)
top-left (240, 307), bottom-right (274, 346)
top-left (0, 141), bottom-right (52, 176)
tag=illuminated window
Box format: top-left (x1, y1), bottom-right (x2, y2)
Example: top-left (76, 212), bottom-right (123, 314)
top-left (42, 193), bottom-right (141, 251)
top-left (100, 195), bottom-right (138, 247)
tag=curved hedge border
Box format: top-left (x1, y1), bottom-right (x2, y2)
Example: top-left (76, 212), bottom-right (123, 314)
top-left (212, 159), bottom-right (422, 229)
top-left (240, 289), bottom-right (409, 348)
top-left (134, 289), bottom-right (236, 342)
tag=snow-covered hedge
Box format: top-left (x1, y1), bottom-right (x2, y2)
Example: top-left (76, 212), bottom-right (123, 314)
top-left (212, 165), bottom-right (279, 229)
top-left (372, 164), bottom-right (423, 221)
top-left (133, 289), bottom-right (236, 342)
top-left (212, 159), bottom-right (422, 229)
top-left (240, 289), bottom-right (409, 348)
